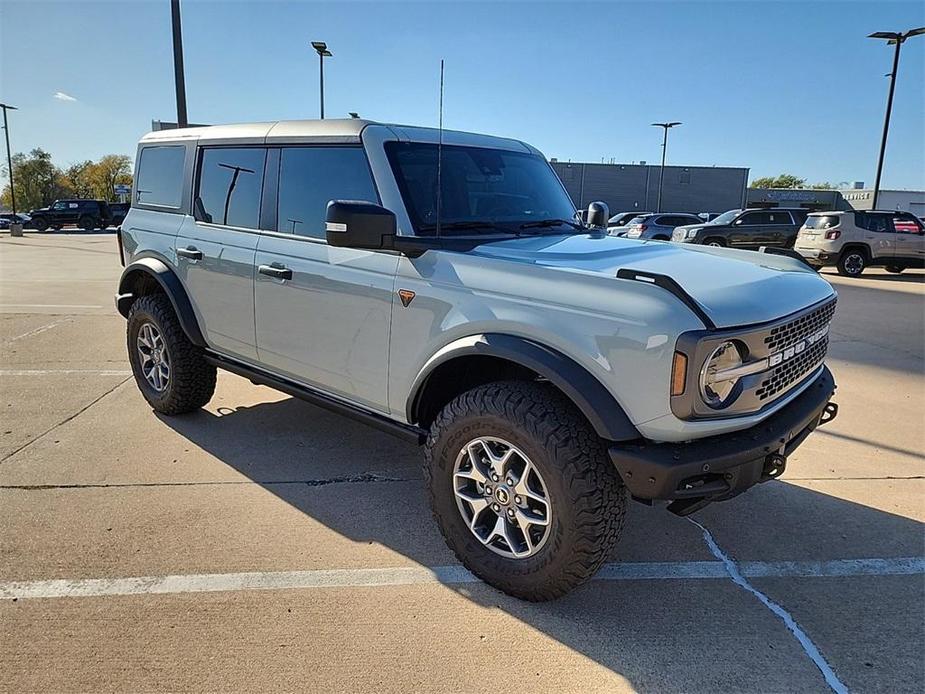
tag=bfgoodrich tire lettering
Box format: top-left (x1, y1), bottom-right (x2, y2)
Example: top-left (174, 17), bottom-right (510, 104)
top-left (127, 293), bottom-right (216, 415)
top-left (424, 380), bottom-right (627, 601)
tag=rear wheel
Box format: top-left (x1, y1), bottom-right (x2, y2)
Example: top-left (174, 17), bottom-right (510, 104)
top-left (424, 380), bottom-right (627, 601)
top-left (885, 265), bottom-right (904, 274)
top-left (703, 237), bottom-right (726, 247)
top-left (837, 249), bottom-right (867, 277)
top-left (127, 293), bottom-right (216, 415)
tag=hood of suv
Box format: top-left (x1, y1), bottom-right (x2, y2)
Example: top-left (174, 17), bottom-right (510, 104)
top-left (470, 233), bottom-right (834, 329)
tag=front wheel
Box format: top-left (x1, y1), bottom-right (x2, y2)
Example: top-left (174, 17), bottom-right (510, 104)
top-left (32, 216), bottom-right (49, 232)
top-left (424, 381), bottom-right (627, 601)
top-left (79, 215), bottom-right (95, 231)
top-left (703, 237), bottom-right (726, 247)
top-left (127, 293), bottom-right (216, 415)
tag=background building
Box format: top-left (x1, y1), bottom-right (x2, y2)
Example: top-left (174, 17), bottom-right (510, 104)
top-left (550, 161), bottom-right (749, 215)
top-left (747, 187), bottom-right (925, 215)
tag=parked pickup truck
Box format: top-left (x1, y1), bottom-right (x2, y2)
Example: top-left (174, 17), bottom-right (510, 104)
top-left (115, 120), bottom-right (839, 600)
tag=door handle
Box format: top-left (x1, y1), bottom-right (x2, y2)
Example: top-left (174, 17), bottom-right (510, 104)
top-left (177, 246), bottom-right (203, 260)
top-left (258, 263), bottom-right (292, 280)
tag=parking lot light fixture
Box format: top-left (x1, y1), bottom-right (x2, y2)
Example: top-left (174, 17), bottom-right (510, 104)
top-left (0, 102), bottom-right (21, 236)
top-left (651, 121), bottom-right (681, 213)
top-left (868, 27), bottom-right (925, 209)
top-left (311, 41), bottom-right (333, 119)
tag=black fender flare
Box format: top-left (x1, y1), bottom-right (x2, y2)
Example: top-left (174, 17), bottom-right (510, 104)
top-left (407, 333), bottom-right (641, 442)
top-left (116, 257), bottom-right (207, 347)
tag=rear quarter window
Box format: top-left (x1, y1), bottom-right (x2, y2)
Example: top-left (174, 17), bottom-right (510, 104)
top-left (136, 145), bottom-right (186, 208)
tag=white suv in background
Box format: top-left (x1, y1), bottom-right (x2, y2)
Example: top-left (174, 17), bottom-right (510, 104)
top-left (794, 210), bottom-right (925, 277)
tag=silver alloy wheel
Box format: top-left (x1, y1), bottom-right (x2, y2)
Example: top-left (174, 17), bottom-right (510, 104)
top-left (453, 436), bottom-right (552, 559)
top-left (136, 322), bottom-right (170, 392)
top-left (844, 253), bottom-right (864, 274)
top-left (707, 241), bottom-right (723, 247)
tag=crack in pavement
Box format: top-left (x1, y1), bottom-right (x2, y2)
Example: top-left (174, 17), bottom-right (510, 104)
top-left (687, 516), bottom-right (848, 694)
top-left (0, 376), bottom-right (132, 464)
top-left (0, 473), bottom-right (412, 491)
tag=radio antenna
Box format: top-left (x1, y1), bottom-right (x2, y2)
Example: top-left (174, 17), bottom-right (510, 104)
top-left (435, 59), bottom-right (444, 239)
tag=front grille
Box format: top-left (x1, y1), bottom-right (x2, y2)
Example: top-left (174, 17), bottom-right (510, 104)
top-left (755, 336), bottom-right (828, 401)
top-left (764, 299), bottom-right (837, 351)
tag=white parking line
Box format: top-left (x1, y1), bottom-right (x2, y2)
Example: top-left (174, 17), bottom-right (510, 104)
top-left (5, 319), bottom-right (69, 343)
top-left (0, 304), bottom-right (104, 309)
top-left (2, 557), bottom-right (921, 601)
top-left (0, 369), bottom-right (131, 376)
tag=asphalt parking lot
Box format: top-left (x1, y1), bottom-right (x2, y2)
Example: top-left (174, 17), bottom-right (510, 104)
top-left (1, 231), bottom-right (923, 693)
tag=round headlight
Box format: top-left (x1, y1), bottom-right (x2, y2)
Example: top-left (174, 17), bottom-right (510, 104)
top-left (700, 341), bottom-right (744, 408)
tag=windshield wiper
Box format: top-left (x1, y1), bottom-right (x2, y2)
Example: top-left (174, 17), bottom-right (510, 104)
top-left (518, 218), bottom-right (586, 232)
top-left (418, 221), bottom-right (513, 234)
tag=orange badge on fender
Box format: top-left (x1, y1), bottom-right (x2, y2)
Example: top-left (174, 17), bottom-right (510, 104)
top-left (398, 289), bottom-right (416, 308)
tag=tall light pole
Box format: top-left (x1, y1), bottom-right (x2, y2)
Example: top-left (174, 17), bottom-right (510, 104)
top-left (868, 27), bottom-right (924, 209)
top-left (651, 121), bottom-right (681, 213)
top-left (170, 0), bottom-right (188, 128)
top-left (1, 103), bottom-right (19, 229)
top-left (311, 41), bottom-right (333, 119)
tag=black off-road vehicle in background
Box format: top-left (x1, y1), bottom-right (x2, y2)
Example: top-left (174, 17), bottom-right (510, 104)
top-left (673, 208), bottom-right (809, 249)
top-left (28, 199), bottom-right (114, 232)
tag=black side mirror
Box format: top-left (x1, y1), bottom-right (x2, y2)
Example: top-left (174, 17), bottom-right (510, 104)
top-left (326, 200), bottom-right (396, 250)
top-left (586, 201), bottom-right (610, 228)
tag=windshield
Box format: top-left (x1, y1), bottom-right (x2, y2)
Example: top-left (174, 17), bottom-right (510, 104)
top-left (707, 209), bottom-right (742, 225)
top-left (385, 142), bottom-right (577, 236)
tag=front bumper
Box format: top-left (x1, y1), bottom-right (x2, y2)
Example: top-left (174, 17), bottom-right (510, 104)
top-left (609, 365), bottom-right (837, 515)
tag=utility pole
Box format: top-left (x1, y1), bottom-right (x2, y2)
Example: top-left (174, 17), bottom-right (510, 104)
top-left (311, 41), bottom-right (333, 119)
top-left (0, 102), bottom-right (21, 236)
top-left (868, 28), bottom-right (924, 209)
top-left (651, 121), bottom-right (681, 213)
top-left (171, 0), bottom-right (188, 127)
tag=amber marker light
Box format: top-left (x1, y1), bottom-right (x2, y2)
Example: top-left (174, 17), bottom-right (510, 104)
top-left (671, 352), bottom-right (688, 396)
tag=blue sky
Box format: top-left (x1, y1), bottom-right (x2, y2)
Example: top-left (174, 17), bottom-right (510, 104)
top-left (2, 0), bottom-right (924, 189)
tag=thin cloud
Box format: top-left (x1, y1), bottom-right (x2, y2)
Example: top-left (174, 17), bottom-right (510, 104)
top-left (53, 91), bottom-right (77, 102)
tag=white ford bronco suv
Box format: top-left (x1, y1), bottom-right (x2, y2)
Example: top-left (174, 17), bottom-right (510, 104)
top-left (116, 120), bottom-right (839, 600)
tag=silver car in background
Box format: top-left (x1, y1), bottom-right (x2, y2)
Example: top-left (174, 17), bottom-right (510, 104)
top-left (623, 213), bottom-right (704, 241)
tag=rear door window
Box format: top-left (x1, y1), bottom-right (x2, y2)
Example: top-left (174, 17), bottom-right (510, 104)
top-left (767, 211), bottom-right (793, 225)
top-left (856, 212), bottom-right (891, 233)
top-left (136, 145), bottom-right (186, 208)
top-left (195, 147), bottom-right (267, 229)
top-left (738, 211), bottom-right (770, 225)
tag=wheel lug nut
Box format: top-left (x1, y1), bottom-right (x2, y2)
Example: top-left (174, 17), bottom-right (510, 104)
top-left (485, 486), bottom-right (492, 495)
top-left (506, 478), bottom-right (514, 486)
top-left (492, 503), bottom-right (500, 512)
top-left (514, 495), bottom-right (522, 504)
top-left (507, 508), bottom-right (515, 517)
top-left (492, 474), bottom-right (499, 482)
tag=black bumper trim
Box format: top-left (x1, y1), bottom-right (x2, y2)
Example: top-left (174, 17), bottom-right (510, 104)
top-left (609, 366), bottom-right (836, 513)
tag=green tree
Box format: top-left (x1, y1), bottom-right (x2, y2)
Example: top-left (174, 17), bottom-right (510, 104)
top-left (808, 181), bottom-right (836, 190)
top-left (64, 160), bottom-right (96, 198)
top-left (88, 154), bottom-right (133, 201)
top-left (1, 148), bottom-right (74, 211)
top-left (749, 174), bottom-right (807, 189)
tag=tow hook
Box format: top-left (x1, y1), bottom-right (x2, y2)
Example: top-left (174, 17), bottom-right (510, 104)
top-left (819, 401), bottom-right (838, 426)
top-left (761, 453), bottom-right (787, 481)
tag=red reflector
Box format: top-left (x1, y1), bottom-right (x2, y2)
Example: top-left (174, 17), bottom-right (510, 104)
top-left (639, 224), bottom-right (648, 232)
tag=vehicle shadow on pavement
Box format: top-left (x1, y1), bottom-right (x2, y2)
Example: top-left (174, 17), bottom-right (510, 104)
top-left (160, 395), bottom-right (925, 692)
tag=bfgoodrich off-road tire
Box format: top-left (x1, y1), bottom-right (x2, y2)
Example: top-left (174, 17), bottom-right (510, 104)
top-left (424, 380), bottom-right (627, 601)
top-left (126, 293), bottom-right (216, 415)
